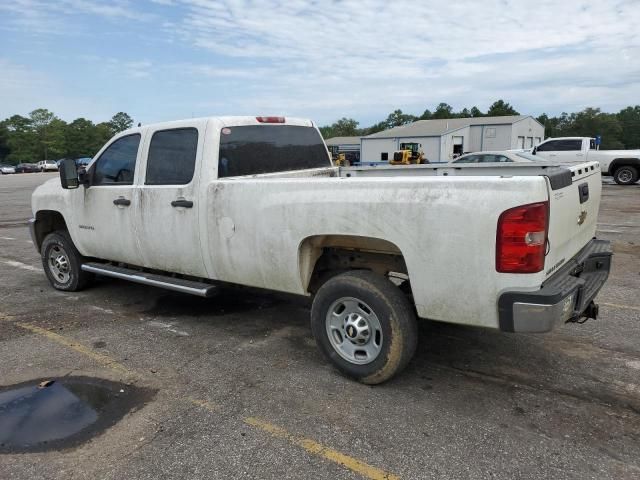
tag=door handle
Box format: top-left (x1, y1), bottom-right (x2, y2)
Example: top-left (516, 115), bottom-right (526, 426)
top-left (113, 197), bottom-right (131, 206)
top-left (171, 199), bottom-right (194, 208)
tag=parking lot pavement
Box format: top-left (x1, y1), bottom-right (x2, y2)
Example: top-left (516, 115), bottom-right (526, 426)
top-left (1, 172), bottom-right (639, 479)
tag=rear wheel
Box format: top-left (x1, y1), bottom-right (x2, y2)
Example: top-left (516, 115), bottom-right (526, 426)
top-left (311, 270), bottom-right (417, 384)
top-left (613, 166), bottom-right (639, 185)
top-left (41, 231), bottom-right (93, 291)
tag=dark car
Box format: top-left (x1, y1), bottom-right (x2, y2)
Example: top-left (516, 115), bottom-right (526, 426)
top-left (75, 157), bottom-right (93, 167)
top-left (15, 163), bottom-right (39, 173)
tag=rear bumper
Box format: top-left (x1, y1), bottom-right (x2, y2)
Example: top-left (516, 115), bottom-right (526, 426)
top-left (498, 239), bottom-right (612, 333)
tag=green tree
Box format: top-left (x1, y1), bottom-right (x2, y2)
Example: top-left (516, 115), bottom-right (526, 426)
top-left (486, 100), bottom-right (519, 116)
top-left (0, 121), bottom-right (10, 162)
top-left (5, 115), bottom-right (37, 163)
top-left (29, 108), bottom-right (59, 160)
top-left (431, 103), bottom-right (454, 119)
top-left (617, 106), bottom-right (640, 148)
top-left (470, 106), bottom-right (484, 117)
top-left (362, 121), bottom-right (388, 135)
top-left (332, 117), bottom-right (360, 136)
top-left (419, 109), bottom-right (433, 120)
top-left (385, 109), bottom-right (417, 128)
top-left (65, 118), bottom-right (97, 157)
top-left (108, 112), bottom-right (134, 134)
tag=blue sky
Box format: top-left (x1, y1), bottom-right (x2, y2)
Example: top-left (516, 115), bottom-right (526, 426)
top-left (1, 0), bottom-right (639, 127)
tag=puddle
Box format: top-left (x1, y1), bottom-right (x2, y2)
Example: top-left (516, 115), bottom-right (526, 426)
top-left (0, 377), bottom-right (155, 453)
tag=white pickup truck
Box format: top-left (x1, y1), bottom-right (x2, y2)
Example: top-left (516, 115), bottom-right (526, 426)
top-left (532, 137), bottom-right (640, 185)
top-left (30, 116), bottom-right (612, 384)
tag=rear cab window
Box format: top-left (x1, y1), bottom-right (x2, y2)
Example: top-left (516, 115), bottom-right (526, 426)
top-left (218, 125), bottom-right (329, 178)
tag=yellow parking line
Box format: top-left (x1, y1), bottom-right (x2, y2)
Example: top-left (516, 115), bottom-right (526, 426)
top-left (190, 398), bottom-right (399, 480)
top-left (601, 302), bottom-right (640, 312)
top-left (15, 322), bottom-right (134, 377)
top-left (244, 417), bottom-right (399, 480)
top-left (16, 319), bottom-right (397, 479)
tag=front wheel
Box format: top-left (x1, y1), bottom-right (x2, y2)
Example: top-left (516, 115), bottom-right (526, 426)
top-left (311, 270), bottom-right (418, 384)
top-left (613, 166), bottom-right (639, 185)
top-left (41, 231), bottom-right (93, 291)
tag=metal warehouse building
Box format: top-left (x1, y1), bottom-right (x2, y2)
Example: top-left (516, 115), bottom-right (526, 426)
top-left (325, 136), bottom-right (361, 162)
top-left (361, 115), bottom-right (544, 163)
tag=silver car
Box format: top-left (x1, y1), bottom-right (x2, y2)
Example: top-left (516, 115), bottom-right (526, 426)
top-left (451, 151), bottom-right (541, 164)
top-left (0, 164), bottom-right (16, 174)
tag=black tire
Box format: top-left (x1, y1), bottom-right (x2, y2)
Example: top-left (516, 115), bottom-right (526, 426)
top-left (41, 230), bottom-right (93, 291)
top-left (613, 165), bottom-right (639, 185)
top-left (311, 270), bottom-right (418, 384)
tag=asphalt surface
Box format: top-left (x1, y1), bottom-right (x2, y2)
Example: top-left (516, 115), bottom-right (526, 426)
top-left (1, 172), bottom-right (639, 479)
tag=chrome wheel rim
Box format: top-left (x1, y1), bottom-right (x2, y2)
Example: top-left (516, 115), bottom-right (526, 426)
top-left (325, 297), bottom-right (383, 365)
top-left (48, 245), bottom-right (71, 284)
top-left (618, 169), bottom-right (633, 183)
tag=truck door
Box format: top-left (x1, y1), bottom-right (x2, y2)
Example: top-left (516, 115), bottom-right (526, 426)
top-left (134, 122), bottom-right (207, 277)
top-left (535, 139), bottom-right (584, 162)
top-left (72, 133), bottom-right (144, 265)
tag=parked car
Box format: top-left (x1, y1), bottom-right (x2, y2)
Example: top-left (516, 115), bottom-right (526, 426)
top-left (31, 116), bottom-right (611, 384)
top-left (75, 157), bottom-right (93, 168)
top-left (15, 163), bottom-right (39, 173)
top-left (451, 151), bottom-right (541, 164)
top-left (0, 164), bottom-right (16, 174)
top-left (37, 160), bottom-right (59, 172)
top-left (532, 137), bottom-right (640, 185)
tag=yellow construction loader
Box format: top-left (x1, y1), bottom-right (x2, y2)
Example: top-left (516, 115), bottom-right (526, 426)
top-left (328, 146), bottom-right (351, 166)
top-left (390, 142), bottom-right (427, 165)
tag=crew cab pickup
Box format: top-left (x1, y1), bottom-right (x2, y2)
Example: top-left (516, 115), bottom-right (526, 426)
top-left (30, 116), bottom-right (612, 384)
top-left (532, 137), bottom-right (640, 185)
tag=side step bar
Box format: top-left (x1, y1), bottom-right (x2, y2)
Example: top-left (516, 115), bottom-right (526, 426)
top-left (81, 262), bottom-right (217, 297)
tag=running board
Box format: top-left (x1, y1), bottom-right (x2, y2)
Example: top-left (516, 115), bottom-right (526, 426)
top-left (81, 262), bottom-right (217, 297)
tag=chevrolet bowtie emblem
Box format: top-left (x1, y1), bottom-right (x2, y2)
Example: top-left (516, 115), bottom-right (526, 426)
top-left (577, 210), bottom-right (588, 225)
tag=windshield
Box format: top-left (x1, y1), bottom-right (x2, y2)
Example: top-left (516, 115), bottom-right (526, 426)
top-left (515, 152), bottom-right (542, 162)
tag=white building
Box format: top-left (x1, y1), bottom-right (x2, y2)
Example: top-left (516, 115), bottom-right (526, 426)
top-left (360, 115), bottom-right (544, 163)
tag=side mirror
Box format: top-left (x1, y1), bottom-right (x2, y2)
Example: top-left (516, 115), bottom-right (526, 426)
top-left (59, 159), bottom-right (79, 189)
top-left (531, 146), bottom-right (537, 155)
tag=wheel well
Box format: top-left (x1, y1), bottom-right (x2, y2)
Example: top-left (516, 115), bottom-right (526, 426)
top-left (610, 158), bottom-right (640, 173)
top-left (299, 235), bottom-right (408, 294)
top-left (33, 210), bottom-right (68, 252)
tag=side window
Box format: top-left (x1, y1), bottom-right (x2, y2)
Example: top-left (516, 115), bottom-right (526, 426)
top-left (589, 139), bottom-right (596, 150)
top-left (536, 140), bottom-right (560, 152)
top-left (146, 128), bottom-right (198, 185)
top-left (93, 134), bottom-right (140, 185)
top-left (558, 139), bottom-right (582, 151)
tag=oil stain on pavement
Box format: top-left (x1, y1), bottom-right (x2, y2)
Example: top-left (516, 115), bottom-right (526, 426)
top-left (0, 377), bottom-right (155, 453)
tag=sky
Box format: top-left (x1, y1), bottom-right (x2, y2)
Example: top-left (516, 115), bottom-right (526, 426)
top-left (1, 0), bottom-right (639, 127)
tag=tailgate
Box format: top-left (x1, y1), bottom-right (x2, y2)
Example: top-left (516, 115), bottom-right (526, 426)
top-left (544, 161), bottom-right (602, 278)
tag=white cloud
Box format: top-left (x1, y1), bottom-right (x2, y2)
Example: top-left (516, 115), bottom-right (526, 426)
top-left (1, 0), bottom-right (639, 124)
top-left (164, 0), bottom-right (640, 121)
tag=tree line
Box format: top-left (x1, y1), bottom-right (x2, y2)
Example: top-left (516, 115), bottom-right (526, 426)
top-left (2, 100), bottom-right (639, 164)
top-left (320, 100), bottom-right (640, 150)
top-left (0, 109), bottom-right (134, 164)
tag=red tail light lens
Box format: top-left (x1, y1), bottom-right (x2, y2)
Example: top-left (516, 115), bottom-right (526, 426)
top-left (256, 116), bottom-right (285, 123)
top-left (496, 202), bottom-right (548, 273)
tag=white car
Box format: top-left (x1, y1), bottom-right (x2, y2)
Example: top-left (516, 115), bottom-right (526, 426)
top-left (532, 137), bottom-right (640, 185)
top-left (0, 164), bottom-right (16, 174)
top-left (37, 160), bottom-right (59, 172)
top-left (451, 151), bottom-right (541, 164)
top-left (30, 116), bottom-right (612, 384)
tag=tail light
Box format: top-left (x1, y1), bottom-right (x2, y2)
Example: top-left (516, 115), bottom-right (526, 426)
top-left (496, 202), bottom-right (548, 273)
top-left (256, 116), bottom-right (285, 123)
